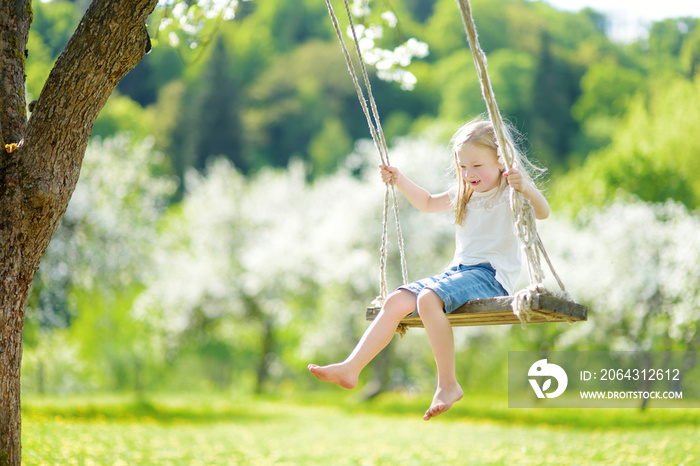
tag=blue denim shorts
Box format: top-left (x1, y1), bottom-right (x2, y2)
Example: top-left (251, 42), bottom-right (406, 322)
top-left (398, 263), bottom-right (508, 313)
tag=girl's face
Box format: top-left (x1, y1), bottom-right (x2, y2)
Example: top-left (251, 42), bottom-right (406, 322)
top-left (456, 143), bottom-right (503, 193)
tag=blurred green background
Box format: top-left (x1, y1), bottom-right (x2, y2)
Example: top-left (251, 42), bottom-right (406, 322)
top-left (21, 0), bottom-right (700, 463)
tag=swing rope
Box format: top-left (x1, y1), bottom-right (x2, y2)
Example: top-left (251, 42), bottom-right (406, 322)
top-left (456, 0), bottom-right (572, 325)
top-left (326, 0), bottom-right (575, 329)
top-left (324, 0), bottom-right (409, 305)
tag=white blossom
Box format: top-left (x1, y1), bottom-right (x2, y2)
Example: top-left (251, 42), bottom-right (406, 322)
top-left (158, 0), bottom-right (242, 49)
top-left (168, 31), bottom-right (180, 47)
top-left (344, 8), bottom-right (430, 90)
top-left (380, 11), bottom-right (398, 28)
top-left (350, 0), bottom-right (371, 18)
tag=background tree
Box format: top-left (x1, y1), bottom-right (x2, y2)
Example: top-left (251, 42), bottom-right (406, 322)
top-left (169, 35), bottom-right (246, 195)
top-left (189, 37), bottom-right (245, 172)
top-left (528, 31), bottom-right (579, 166)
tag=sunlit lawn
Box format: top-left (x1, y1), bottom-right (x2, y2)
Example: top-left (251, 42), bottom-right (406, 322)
top-left (22, 392), bottom-right (700, 465)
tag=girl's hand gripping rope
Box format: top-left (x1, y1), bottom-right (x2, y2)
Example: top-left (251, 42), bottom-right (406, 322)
top-left (379, 164), bottom-right (401, 185)
top-left (503, 167), bottom-right (526, 193)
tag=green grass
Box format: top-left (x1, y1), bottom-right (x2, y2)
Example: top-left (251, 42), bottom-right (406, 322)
top-left (22, 392), bottom-right (700, 465)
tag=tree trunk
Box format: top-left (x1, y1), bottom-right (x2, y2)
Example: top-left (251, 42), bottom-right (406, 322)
top-left (0, 0), bottom-right (156, 463)
top-left (255, 319), bottom-right (275, 394)
top-left (241, 293), bottom-right (276, 395)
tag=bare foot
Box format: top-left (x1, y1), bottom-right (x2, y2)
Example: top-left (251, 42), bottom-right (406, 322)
top-left (307, 363), bottom-right (358, 389)
top-left (423, 384), bottom-right (463, 421)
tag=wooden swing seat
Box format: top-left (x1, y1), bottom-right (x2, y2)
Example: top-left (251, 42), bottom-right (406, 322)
top-left (366, 293), bottom-right (587, 328)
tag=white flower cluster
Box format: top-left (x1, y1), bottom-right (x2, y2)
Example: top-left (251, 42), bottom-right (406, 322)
top-left (347, 9), bottom-right (429, 90)
top-left (158, 0), bottom-right (241, 48)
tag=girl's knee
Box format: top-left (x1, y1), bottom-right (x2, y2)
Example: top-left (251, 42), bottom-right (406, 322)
top-left (381, 289), bottom-right (416, 318)
top-left (416, 289), bottom-right (444, 316)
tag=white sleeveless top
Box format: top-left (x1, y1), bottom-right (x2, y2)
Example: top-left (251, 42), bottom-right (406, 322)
top-left (448, 186), bottom-right (521, 294)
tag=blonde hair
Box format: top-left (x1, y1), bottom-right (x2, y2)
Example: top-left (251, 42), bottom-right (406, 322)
top-left (450, 116), bottom-right (545, 225)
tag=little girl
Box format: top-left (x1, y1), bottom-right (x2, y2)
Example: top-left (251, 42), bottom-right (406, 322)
top-left (308, 118), bottom-right (549, 420)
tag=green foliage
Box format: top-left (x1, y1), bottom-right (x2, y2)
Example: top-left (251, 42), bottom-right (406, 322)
top-left (243, 39), bottom-right (359, 170)
top-left (25, 33), bottom-right (53, 100)
top-left (571, 61), bottom-right (645, 153)
top-left (648, 18), bottom-right (699, 62)
top-left (423, 0), bottom-right (468, 58)
top-left (20, 330), bottom-right (84, 394)
top-left (573, 62), bottom-right (645, 123)
top-left (92, 92), bottom-right (152, 140)
top-left (215, 14), bottom-right (277, 86)
top-left (424, 0), bottom-right (534, 58)
top-left (247, 0), bottom-right (332, 53)
top-left (434, 51), bottom-right (484, 122)
top-left (308, 117), bottom-right (352, 176)
top-left (143, 80), bottom-right (187, 160)
top-left (117, 45), bottom-right (185, 106)
top-left (69, 287), bottom-right (155, 391)
top-left (483, 48), bottom-right (535, 121)
top-left (528, 2), bottom-right (605, 54)
top-left (552, 77), bottom-right (700, 211)
top-left (403, 0), bottom-right (436, 24)
top-left (30, 0), bottom-right (80, 58)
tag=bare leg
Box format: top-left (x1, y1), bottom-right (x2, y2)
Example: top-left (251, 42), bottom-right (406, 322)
top-left (417, 289), bottom-right (463, 420)
top-left (308, 289), bottom-right (416, 389)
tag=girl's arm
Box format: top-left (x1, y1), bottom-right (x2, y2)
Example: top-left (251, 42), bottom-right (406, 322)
top-left (503, 168), bottom-right (550, 219)
top-left (380, 165), bottom-right (452, 213)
